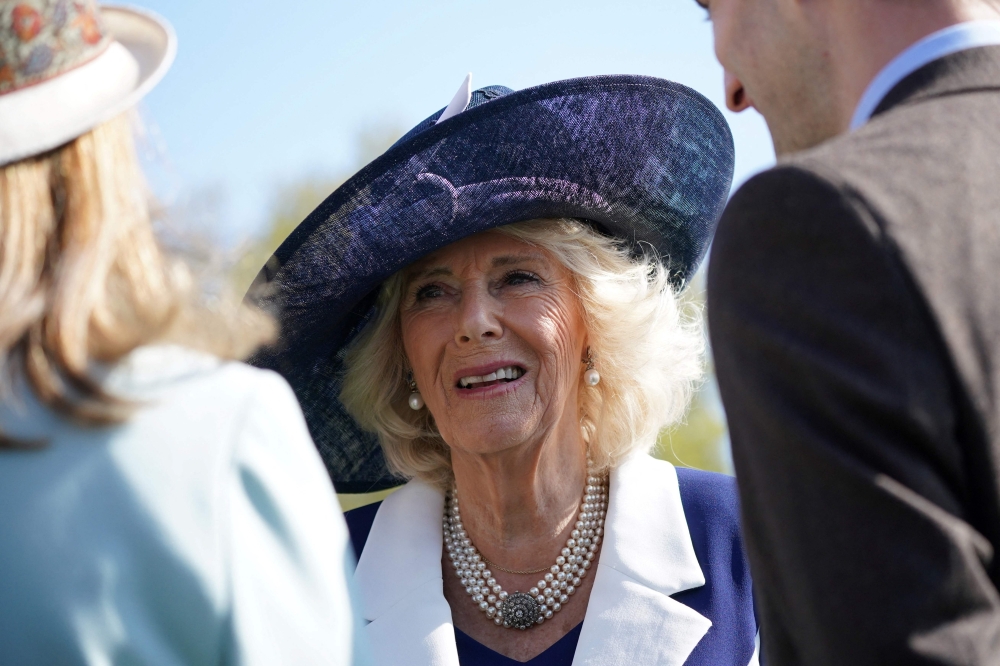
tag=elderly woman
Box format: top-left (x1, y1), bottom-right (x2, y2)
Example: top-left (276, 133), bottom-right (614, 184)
top-left (250, 75), bottom-right (758, 665)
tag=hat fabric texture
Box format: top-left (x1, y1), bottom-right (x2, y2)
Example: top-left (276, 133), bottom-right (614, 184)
top-left (248, 75), bottom-right (735, 493)
top-left (0, 1), bottom-right (175, 166)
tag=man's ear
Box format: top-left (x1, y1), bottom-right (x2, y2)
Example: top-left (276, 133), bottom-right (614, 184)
top-left (725, 70), bottom-right (754, 112)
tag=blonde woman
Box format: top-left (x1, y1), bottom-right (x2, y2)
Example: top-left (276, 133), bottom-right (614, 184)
top-left (0, 3), bottom-right (366, 664)
top-left (249, 76), bottom-right (759, 665)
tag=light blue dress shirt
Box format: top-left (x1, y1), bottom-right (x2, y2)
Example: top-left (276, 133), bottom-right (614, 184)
top-left (851, 20), bottom-right (1000, 130)
top-left (0, 345), bottom-right (371, 665)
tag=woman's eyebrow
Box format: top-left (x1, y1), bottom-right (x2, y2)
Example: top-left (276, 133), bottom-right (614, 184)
top-left (409, 266), bottom-right (452, 281)
top-left (407, 254), bottom-right (546, 281)
top-left (491, 253), bottom-right (546, 268)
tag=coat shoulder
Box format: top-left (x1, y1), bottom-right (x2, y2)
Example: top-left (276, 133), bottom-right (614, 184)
top-left (673, 467), bottom-right (748, 598)
top-left (675, 467), bottom-right (739, 522)
top-left (672, 468), bottom-right (758, 665)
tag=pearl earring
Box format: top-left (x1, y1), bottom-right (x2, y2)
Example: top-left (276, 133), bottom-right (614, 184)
top-left (583, 347), bottom-right (600, 386)
top-left (407, 373), bottom-right (424, 410)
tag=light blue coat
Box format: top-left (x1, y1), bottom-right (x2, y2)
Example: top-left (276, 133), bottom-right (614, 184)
top-left (0, 345), bottom-right (370, 665)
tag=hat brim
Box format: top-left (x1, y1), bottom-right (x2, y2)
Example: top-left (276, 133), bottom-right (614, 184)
top-left (249, 75), bottom-right (734, 493)
top-left (0, 5), bottom-right (176, 166)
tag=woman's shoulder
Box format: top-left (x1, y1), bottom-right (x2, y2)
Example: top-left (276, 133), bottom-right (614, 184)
top-left (670, 467), bottom-right (758, 666)
top-left (104, 344), bottom-right (306, 439)
top-left (344, 500), bottom-right (383, 561)
top-left (671, 466), bottom-right (747, 592)
top-left (342, 468), bottom-right (746, 560)
top-left (674, 466), bottom-right (742, 536)
top-left (344, 468), bottom-right (745, 569)
top-left (0, 344), bottom-right (314, 514)
top-left (104, 344), bottom-right (289, 400)
top-left (0, 345), bottom-right (293, 442)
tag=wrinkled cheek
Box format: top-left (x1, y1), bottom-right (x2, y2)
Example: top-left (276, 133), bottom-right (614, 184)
top-left (533, 319), bottom-right (582, 412)
top-left (401, 318), bottom-right (452, 412)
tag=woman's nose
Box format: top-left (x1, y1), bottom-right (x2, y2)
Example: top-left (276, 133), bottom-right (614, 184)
top-left (455, 288), bottom-right (502, 344)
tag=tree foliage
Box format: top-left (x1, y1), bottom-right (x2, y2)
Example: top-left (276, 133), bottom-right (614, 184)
top-left (231, 124), bottom-right (405, 293)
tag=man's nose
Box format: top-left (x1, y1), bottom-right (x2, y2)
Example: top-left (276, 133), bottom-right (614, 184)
top-left (455, 287), bottom-right (502, 344)
top-left (725, 70), bottom-right (754, 112)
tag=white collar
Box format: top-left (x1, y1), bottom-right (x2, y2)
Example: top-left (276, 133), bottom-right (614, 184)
top-left (353, 453), bottom-right (711, 666)
top-left (851, 20), bottom-right (1000, 130)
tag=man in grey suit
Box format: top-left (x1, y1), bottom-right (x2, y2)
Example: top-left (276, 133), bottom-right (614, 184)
top-left (701, 0), bottom-right (1000, 663)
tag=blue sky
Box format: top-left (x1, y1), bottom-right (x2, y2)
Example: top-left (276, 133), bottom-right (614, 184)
top-left (137, 0), bottom-right (774, 246)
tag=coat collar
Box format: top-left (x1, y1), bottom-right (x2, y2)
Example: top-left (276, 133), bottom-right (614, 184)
top-left (871, 43), bottom-right (1000, 120)
top-left (353, 453), bottom-right (711, 666)
top-left (0, 345), bottom-right (222, 440)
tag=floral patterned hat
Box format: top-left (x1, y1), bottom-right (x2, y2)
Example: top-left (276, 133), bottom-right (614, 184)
top-left (0, 1), bottom-right (175, 166)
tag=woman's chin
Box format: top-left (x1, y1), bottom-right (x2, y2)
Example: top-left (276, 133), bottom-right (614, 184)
top-left (445, 421), bottom-right (539, 458)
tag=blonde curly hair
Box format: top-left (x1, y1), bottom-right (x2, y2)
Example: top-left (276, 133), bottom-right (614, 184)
top-left (339, 218), bottom-right (704, 488)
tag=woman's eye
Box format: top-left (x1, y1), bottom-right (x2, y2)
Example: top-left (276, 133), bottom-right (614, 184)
top-left (503, 270), bottom-right (539, 286)
top-left (414, 284), bottom-right (444, 301)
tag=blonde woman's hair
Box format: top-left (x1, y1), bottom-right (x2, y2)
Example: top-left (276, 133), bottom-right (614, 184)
top-left (340, 218), bottom-right (704, 488)
top-left (0, 113), bottom-right (273, 440)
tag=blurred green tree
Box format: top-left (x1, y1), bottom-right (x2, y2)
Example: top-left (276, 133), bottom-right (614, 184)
top-left (654, 370), bottom-right (730, 474)
top-left (652, 279), bottom-right (731, 475)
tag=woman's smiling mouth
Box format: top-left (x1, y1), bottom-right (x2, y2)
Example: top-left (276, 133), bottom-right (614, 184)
top-left (455, 365), bottom-right (526, 390)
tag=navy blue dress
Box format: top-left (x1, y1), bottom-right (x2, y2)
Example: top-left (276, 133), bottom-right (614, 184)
top-left (345, 467), bottom-right (758, 666)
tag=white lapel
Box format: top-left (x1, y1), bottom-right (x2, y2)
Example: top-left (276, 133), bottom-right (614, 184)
top-left (354, 454), bottom-right (710, 666)
top-left (353, 480), bottom-right (459, 666)
top-left (572, 453), bottom-right (711, 666)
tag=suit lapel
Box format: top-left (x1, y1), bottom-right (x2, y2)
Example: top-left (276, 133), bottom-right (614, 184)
top-left (353, 480), bottom-right (460, 666)
top-left (572, 454), bottom-right (711, 666)
top-left (354, 454), bottom-right (710, 666)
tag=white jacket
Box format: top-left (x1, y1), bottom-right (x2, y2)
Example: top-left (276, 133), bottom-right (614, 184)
top-left (0, 345), bottom-right (370, 665)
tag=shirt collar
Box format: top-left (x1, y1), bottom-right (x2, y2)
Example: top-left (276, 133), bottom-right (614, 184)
top-left (850, 20), bottom-right (1000, 130)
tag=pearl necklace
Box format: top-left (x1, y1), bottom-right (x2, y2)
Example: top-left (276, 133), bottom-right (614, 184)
top-left (443, 472), bottom-right (608, 630)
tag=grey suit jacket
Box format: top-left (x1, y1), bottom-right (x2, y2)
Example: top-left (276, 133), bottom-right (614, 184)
top-left (708, 46), bottom-right (1000, 665)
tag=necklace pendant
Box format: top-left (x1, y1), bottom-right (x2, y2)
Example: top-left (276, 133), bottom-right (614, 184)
top-left (500, 592), bottom-right (540, 630)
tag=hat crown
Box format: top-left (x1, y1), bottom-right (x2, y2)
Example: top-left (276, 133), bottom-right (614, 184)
top-left (389, 84), bottom-right (515, 151)
top-left (0, 0), bottom-right (110, 96)
top-left (467, 84), bottom-right (513, 109)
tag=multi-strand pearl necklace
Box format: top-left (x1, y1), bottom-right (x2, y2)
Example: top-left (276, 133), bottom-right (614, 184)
top-left (443, 471), bottom-right (608, 630)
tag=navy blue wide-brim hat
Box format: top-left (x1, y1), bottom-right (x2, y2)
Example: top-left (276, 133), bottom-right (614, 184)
top-left (248, 75), bottom-right (734, 493)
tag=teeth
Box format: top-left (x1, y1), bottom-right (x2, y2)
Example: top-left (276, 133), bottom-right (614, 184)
top-left (459, 366), bottom-right (523, 388)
